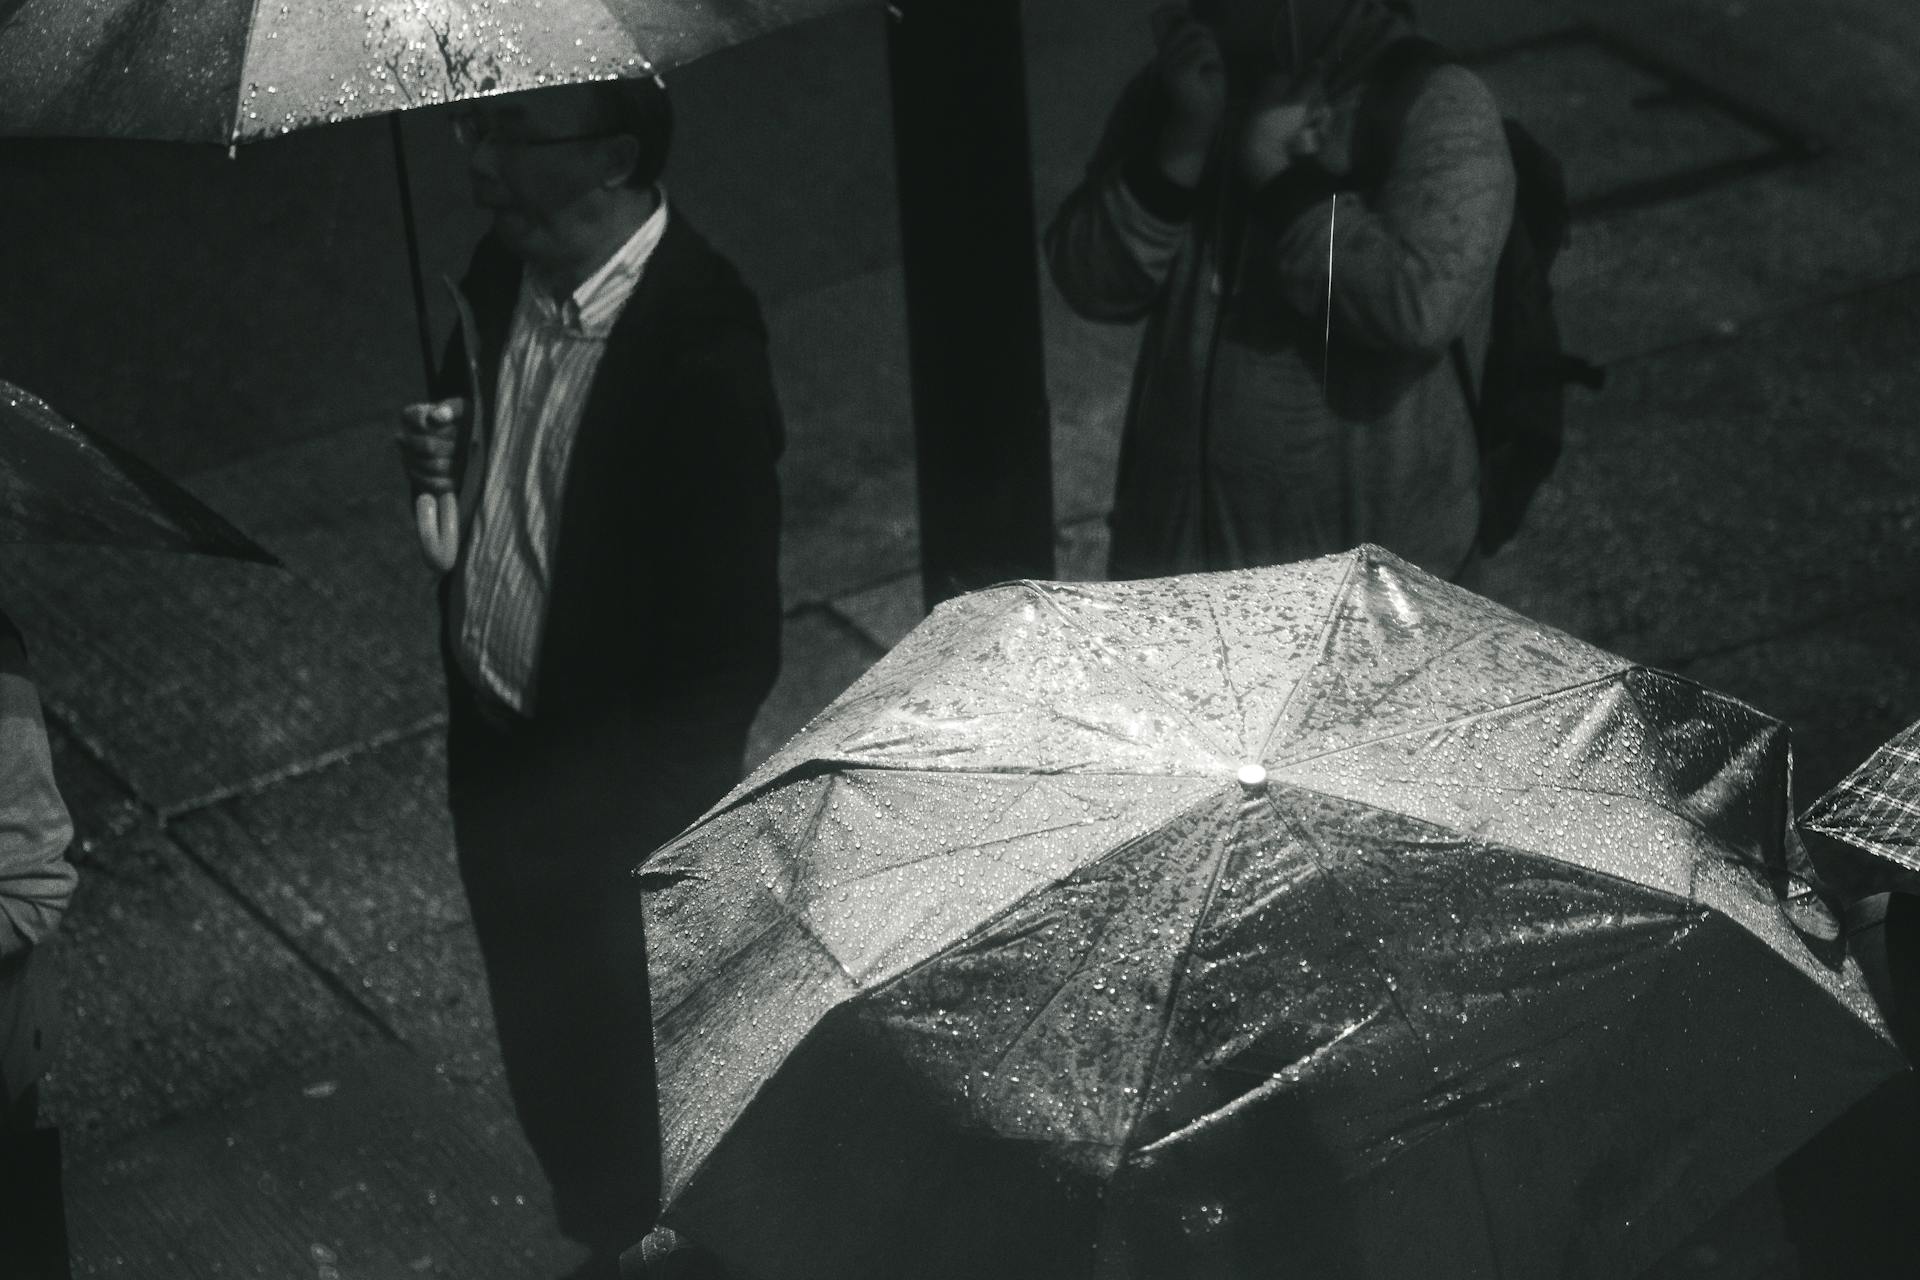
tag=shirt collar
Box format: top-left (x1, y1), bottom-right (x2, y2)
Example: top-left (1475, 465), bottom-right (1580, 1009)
top-left (532, 190), bottom-right (671, 337)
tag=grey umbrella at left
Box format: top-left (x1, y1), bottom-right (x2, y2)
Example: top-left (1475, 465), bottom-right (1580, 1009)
top-left (0, 378), bottom-right (276, 562)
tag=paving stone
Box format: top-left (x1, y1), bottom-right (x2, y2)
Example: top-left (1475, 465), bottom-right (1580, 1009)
top-left (40, 809), bottom-right (379, 1161)
top-left (67, 1045), bottom-right (574, 1280)
top-left (0, 421), bottom-right (445, 815)
top-left (768, 265), bottom-right (920, 606)
top-left (829, 515), bottom-right (1111, 654)
top-left (831, 573), bottom-right (924, 656)
top-left (1476, 272), bottom-right (1920, 668)
top-left (165, 732), bottom-right (504, 1102)
top-left (1674, 600), bottom-right (1920, 806)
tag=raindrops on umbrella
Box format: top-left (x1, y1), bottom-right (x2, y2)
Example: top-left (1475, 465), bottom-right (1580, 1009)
top-left (640, 546), bottom-right (1902, 1280)
top-left (0, 0), bottom-right (866, 144)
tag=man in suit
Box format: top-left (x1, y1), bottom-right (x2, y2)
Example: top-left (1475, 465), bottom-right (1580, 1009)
top-left (398, 77), bottom-right (782, 1280)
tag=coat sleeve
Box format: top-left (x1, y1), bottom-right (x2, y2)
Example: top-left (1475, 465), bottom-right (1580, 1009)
top-left (0, 639), bottom-right (76, 958)
top-left (1252, 64), bottom-right (1515, 356)
top-left (1044, 71), bottom-right (1200, 324)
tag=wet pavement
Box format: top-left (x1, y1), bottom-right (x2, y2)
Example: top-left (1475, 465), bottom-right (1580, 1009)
top-left (1, 0), bottom-right (1916, 1275)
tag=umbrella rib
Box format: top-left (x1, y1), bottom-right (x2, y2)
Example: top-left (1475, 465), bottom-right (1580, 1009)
top-left (867, 786), bottom-right (1229, 999)
top-left (676, 758), bottom-right (1225, 853)
top-left (1129, 1006), bottom-right (1389, 1158)
top-left (229, 0), bottom-right (269, 143)
top-left (1119, 796), bottom-right (1244, 1163)
top-left (1616, 671), bottom-right (1787, 876)
top-left (652, 908), bottom-right (806, 1036)
top-left (1263, 669), bottom-right (1630, 772)
top-left (1203, 595), bottom-right (1255, 748)
top-left (769, 774), bottom-right (855, 967)
top-left (1334, 622), bottom-right (1509, 725)
top-left (1259, 792), bottom-right (1516, 1279)
top-left (976, 915), bottom-right (1130, 1086)
top-left (1257, 775), bottom-right (1802, 965)
top-left (653, 783), bottom-right (847, 1033)
top-left (1297, 772), bottom-right (1747, 862)
top-left (1022, 583), bottom-right (1242, 763)
top-left (826, 803), bottom-right (1124, 890)
top-left (1254, 552), bottom-right (1363, 763)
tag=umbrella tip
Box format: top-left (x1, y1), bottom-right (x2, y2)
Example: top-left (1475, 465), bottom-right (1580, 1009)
top-left (1237, 763), bottom-right (1268, 789)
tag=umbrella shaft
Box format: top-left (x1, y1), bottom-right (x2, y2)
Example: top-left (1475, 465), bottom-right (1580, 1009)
top-left (390, 112), bottom-right (439, 394)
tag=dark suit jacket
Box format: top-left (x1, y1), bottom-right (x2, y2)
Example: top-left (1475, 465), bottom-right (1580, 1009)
top-left (435, 209), bottom-right (784, 871)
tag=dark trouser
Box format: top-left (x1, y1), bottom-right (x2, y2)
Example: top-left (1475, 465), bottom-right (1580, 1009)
top-left (2, 949), bottom-right (70, 1280)
top-left (445, 672), bottom-right (744, 1255)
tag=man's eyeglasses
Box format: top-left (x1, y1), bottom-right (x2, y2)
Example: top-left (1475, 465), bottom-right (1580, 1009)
top-left (450, 112), bottom-right (614, 149)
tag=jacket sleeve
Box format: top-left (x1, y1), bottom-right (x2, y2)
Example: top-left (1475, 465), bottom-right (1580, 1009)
top-left (1044, 71), bottom-right (1200, 324)
top-left (0, 641), bottom-right (76, 958)
top-left (1252, 64), bottom-right (1515, 355)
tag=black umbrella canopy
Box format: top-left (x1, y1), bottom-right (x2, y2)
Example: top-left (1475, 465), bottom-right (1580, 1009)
top-left (0, 0), bottom-right (867, 143)
top-left (0, 378), bottom-right (276, 563)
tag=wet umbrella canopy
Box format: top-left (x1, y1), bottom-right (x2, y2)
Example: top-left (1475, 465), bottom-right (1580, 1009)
top-left (0, 0), bottom-right (864, 143)
top-left (1800, 719), bottom-right (1920, 880)
top-left (641, 545), bottom-right (1903, 1280)
top-left (0, 377), bottom-right (276, 562)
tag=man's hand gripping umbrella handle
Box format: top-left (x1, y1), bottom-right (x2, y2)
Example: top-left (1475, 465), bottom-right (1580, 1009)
top-left (409, 280), bottom-right (488, 574)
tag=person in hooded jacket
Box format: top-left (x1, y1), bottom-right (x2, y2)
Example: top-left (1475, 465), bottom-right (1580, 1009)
top-left (1047, 0), bottom-right (1514, 584)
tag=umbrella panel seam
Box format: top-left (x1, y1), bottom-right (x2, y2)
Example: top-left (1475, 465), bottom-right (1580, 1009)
top-left (1255, 550), bottom-right (1362, 763)
top-left (1331, 620), bottom-right (1510, 726)
top-left (1255, 789), bottom-right (1516, 1279)
top-left (1261, 668), bottom-right (1633, 772)
top-left (1287, 770), bottom-right (1767, 883)
top-left (1112, 790), bottom-right (1246, 1185)
top-left (861, 783), bottom-right (1237, 1002)
top-left (1022, 579), bottom-right (1244, 765)
top-left (1619, 668), bottom-right (1786, 870)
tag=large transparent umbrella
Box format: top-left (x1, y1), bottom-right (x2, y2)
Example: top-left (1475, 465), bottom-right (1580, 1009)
top-left (639, 545), bottom-right (1902, 1280)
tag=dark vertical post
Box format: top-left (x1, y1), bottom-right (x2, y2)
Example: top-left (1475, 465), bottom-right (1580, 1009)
top-left (886, 0), bottom-right (1056, 612)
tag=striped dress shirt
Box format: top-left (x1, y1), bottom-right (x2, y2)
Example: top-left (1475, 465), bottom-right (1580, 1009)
top-left (451, 197), bottom-right (670, 716)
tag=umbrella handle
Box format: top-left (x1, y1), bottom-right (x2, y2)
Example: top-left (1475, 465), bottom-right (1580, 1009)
top-left (390, 111), bottom-right (439, 394)
top-left (415, 492), bottom-right (459, 573)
